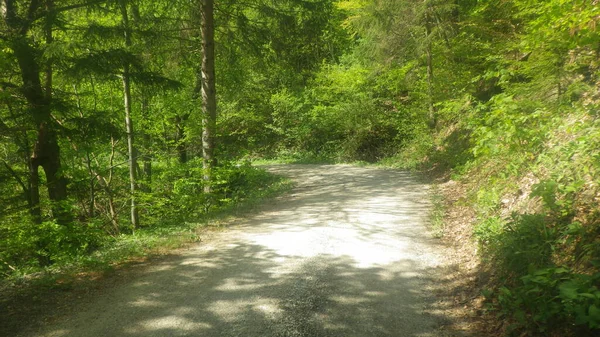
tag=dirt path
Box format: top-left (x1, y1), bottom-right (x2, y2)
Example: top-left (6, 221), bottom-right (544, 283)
top-left (20, 164), bottom-right (456, 337)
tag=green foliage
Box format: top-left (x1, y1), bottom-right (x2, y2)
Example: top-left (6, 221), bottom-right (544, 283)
top-left (0, 162), bottom-right (288, 279)
top-left (145, 160), bottom-right (280, 222)
top-left (473, 216), bottom-right (504, 249)
top-left (261, 58), bottom-right (430, 162)
top-left (470, 95), bottom-right (549, 158)
top-left (491, 214), bottom-right (557, 277)
top-left (464, 117), bottom-right (600, 334)
top-left (493, 267), bottom-right (600, 335)
top-left (360, 0), bottom-right (600, 335)
top-left (0, 0), bottom-right (342, 281)
top-left (3, 1), bottom-right (600, 335)
top-left (0, 217), bottom-right (107, 275)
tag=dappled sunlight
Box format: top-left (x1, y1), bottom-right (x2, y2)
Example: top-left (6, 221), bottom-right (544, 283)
top-left (330, 294), bottom-right (373, 304)
top-left (27, 165), bottom-right (454, 337)
top-left (253, 299), bottom-right (285, 319)
top-left (125, 316), bottom-right (212, 334)
top-left (243, 214), bottom-right (422, 269)
top-left (215, 278), bottom-right (267, 292)
top-left (128, 298), bottom-right (164, 308)
top-left (239, 165), bottom-right (436, 270)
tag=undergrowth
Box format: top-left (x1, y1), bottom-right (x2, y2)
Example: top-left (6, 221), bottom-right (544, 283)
top-left (392, 99), bottom-right (600, 336)
top-left (429, 188), bottom-right (446, 238)
top-left (0, 162), bottom-right (292, 287)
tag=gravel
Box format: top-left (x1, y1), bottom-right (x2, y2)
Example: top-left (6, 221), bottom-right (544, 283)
top-left (22, 164), bottom-right (451, 337)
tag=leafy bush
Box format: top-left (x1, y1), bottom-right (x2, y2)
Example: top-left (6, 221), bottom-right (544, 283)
top-left (494, 267), bottom-right (600, 335)
top-left (474, 163), bottom-right (600, 335)
top-left (495, 214), bottom-right (556, 277)
top-left (146, 160), bottom-right (277, 223)
top-left (474, 216), bottom-right (504, 248)
top-left (0, 160), bottom-right (286, 280)
top-left (262, 61), bottom-right (428, 163)
top-left (0, 217), bottom-right (106, 274)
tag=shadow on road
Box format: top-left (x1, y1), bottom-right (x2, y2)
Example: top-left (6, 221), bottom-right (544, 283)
top-left (14, 165), bottom-right (474, 337)
top-left (36, 246), bottom-right (460, 337)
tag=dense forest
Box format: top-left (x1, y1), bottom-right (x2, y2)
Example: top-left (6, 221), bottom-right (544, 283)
top-left (1, 0), bottom-right (600, 335)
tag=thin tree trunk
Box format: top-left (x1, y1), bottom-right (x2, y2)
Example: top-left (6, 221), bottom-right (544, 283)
top-left (120, 0), bottom-right (139, 229)
top-left (200, 0), bottom-right (217, 194)
top-left (425, 13), bottom-right (436, 129)
top-left (96, 173), bottom-right (119, 234)
top-left (175, 115), bottom-right (188, 164)
top-left (45, 0), bottom-right (54, 99)
top-left (29, 147), bottom-right (42, 224)
top-left (86, 152), bottom-right (95, 218)
top-left (140, 96), bottom-right (152, 191)
top-left (74, 84), bottom-right (95, 218)
top-left (107, 138), bottom-right (119, 232)
top-left (556, 59), bottom-right (563, 105)
top-left (40, 0), bottom-right (69, 224)
top-left (94, 138), bottom-right (119, 234)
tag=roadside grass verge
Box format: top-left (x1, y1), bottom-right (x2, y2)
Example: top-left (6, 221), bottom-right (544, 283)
top-left (428, 189), bottom-right (446, 238)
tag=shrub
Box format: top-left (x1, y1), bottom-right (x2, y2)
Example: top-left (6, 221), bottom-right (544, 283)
top-left (495, 267), bottom-right (600, 335)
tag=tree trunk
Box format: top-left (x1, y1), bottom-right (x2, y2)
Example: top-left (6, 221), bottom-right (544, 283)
top-left (45, 0), bottom-right (54, 99)
top-left (86, 152), bottom-right (95, 218)
top-left (120, 0), bottom-right (139, 229)
top-left (200, 0), bottom-right (217, 194)
top-left (425, 12), bottom-right (436, 129)
top-left (95, 137), bottom-right (120, 234)
top-left (11, 34), bottom-right (69, 224)
top-left (3, 0), bottom-right (69, 224)
top-left (28, 158), bottom-right (42, 223)
top-left (140, 96), bottom-right (152, 191)
top-left (175, 115), bottom-right (188, 164)
top-left (74, 83), bottom-right (96, 218)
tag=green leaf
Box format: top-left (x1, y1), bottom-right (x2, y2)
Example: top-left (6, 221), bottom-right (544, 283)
top-left (559, 281), bottom-right (579, 300)
top-left (588, 304), bottom-right (600, 328)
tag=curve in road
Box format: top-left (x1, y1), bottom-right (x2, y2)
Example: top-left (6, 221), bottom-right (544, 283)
top-left (23, 164), bottom-right (450, 337)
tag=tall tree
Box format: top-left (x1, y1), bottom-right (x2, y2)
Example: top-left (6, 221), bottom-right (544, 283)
top-left (119, 0), bottom-right (139, 228)
top-left (200, 0), bottom-right (216, 193)
top-left (1, 0), bottom-right (70, 225)
top-left (424, 0), bottom-right (436, 128)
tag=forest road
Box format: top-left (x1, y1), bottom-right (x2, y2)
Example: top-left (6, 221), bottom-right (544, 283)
top-left (23, 164), bottom-right (453, 337)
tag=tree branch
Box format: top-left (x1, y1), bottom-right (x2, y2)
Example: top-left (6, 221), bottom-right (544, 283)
top-left (33, 0), bottom-right (108, 21)
top-left (1, 160), bottom-right (28, 195)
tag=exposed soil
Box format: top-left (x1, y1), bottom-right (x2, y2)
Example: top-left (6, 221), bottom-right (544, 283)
top-left (431, 178), bottom-right (491, 335)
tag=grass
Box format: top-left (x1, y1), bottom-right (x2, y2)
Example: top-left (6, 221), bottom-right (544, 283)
top-left (429, 189), bottom-right (446, 238)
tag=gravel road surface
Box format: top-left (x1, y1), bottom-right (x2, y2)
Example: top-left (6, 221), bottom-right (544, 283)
top-left (23, 164), bottom-right (449, 337)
